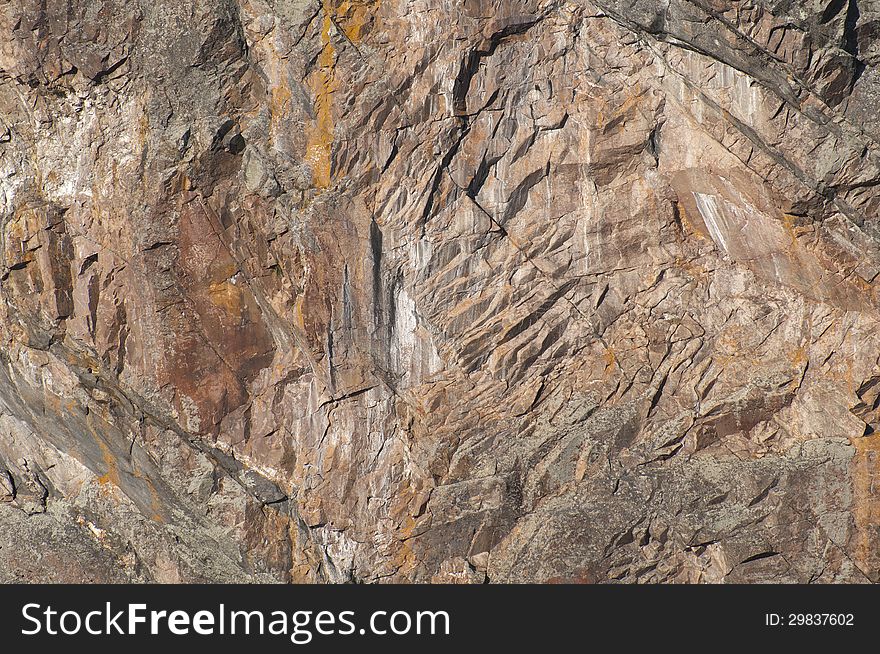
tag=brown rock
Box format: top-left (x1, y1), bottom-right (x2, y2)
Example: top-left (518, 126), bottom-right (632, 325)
top-left (1, 0), bottom-right (879, 583)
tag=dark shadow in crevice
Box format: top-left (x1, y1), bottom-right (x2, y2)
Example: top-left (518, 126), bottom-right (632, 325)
top-left (844, 0), bottom-right (867, 85)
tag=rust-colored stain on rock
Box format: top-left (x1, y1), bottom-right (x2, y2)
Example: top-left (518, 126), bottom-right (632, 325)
top-left (1, 0), bottom-right (880, 584)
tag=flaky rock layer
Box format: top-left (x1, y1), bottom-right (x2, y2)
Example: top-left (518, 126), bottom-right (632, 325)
top-left (2, 0), bottom-right (880, 583)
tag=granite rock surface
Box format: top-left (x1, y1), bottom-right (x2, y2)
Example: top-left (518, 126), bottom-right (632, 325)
top-left (1, 0), bottom-right (880, 583)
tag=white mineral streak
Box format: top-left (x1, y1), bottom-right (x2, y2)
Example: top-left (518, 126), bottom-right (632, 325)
top-left (1, 0), bottom-right (879, 584)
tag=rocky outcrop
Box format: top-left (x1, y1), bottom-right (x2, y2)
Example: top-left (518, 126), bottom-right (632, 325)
top-left (1, 0), bottom-right (879, 583)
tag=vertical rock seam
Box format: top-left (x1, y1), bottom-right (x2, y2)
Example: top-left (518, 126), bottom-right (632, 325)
top-left (1, 0), bottom-right (880, 583)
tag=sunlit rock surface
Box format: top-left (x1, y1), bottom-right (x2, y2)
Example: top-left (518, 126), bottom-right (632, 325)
top-left (1, 0), bottom-right (880, 583)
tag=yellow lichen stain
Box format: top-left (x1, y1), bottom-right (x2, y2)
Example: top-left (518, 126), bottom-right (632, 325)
top-left (271, 79), bottom-right (292, 119)
top-left (95, 437), bottom-right (121, 488)
top-left (293, 294), bottom-right (307, 331)
top-left (602, 347), bottom-right (616, 376)
top-left (3, 213), bottom-right (31, 267)
top-left (302, 1), bottom-right (380, 189)
top-left (714, 330), bottom-right (748, 360)
top-left (208, 278), bottom-right (245, 314)
top-left (851, 433), bottom-right (880, 577)
top-left (91, 423), bottom-right (165, 522)
top-left (334, 0), bottom-right (379, 43)
top-left (388, 515), bottom-right (421, 574)
top-left (849, 272), bottom-right (873, 294)
top-left (675, 201), bottom-right (704, 239)
top-left (304, 1), bottom-right (339, 189)
top-left (780, 213), bottom-right (814, 255)
top-left (788, 346), bottom-right (808, 367)
top-left (781, 213), bottom-right (799, 246)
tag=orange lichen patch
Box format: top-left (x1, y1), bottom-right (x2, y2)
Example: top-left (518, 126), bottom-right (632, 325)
top-left (208, 278), bottom-right (245, 313)
top-left (95, 423), bottom-right (167, 523)
top-left (293, 294), bottom-right (307, 331)
top-left (780, 212), bottom-right (816, 243)
top-left (602, 347), bottom-right (616, 375)
top-left (304, 0), bottom-right (339, 189)
top-left (95, 437), bottom-right (121, 487)
top-left (851, 433), bottom-right (880, 578)
top-left (302, 1), bottom-right (381, 188)
top-left (334, 0), bottom-right (380, 43)
top-left (5, 215), bottom-right (24, 241)
top-left (849, 272), bottom-right (874, 295)
top-left (780, 213), bottom-right (800, 247)
top-left (388, 516), bottom-right (421, 574)
top-left (1, 214), bottom-right (35, 269)
top-left (788, 346), bottom-right (808, 366)
top-left (675, 201), bottom-right (708, 241)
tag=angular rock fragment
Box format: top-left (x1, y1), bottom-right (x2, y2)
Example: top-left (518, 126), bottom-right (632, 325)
top-left (0, 0), bottom-right (879, 583)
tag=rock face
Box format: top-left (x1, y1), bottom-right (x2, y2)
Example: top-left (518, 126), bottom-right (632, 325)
top-left (1, 0), bottom-right (879, 583)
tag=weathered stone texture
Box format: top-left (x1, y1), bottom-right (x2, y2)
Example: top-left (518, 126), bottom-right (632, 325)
top-left (1, 0), bottom-right (879, 583)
